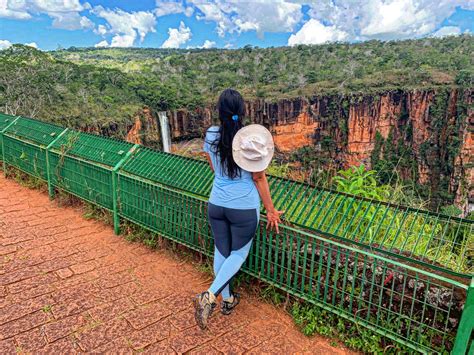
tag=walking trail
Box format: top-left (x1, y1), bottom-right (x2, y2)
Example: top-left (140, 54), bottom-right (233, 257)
top-left (0, 175), bottom-right (350, 354)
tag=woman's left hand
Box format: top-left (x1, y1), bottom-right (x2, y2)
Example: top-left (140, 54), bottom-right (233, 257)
top-left (266, 208), bottom-right (284, 234)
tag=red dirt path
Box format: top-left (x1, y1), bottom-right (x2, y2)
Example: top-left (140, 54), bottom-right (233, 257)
top-left (0, 175), bottom-right (351, 354)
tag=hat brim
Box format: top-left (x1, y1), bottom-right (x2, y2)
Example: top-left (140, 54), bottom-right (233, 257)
top-left (232, 124), bottom-right (274, 172)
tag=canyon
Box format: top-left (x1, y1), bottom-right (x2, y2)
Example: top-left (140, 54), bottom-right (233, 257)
top-left (125, 88), bottom-right (473, 214)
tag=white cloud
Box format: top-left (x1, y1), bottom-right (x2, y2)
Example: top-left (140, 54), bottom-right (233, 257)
top-left (94, 24), bottom-right (107, 36)
top-left (2, 0), bottom-right (473, 47)
top-left (431, 26), bottom-right (463, 37)
top-left (0, 0), bottom-right (32, 19)
top-left (361, 0), bottom-right (434, 38)
top-left (110, 34), bottom-right (136, 47)
top-left (200, 39), bottom-right (216, 48)
top-left (25, 42), bottom-right (38, 48)
top-left (188, 39), bottom-right (217, 49)
top-left (306, 0), bottom-right (474, 41)
top-left (0, 39), bottom-right (12, 49)
top-left (0, 0), bottom-right (93, 30)
top-left (191, 0), bottom-right (303, 37)
top-left (161, 21), bottom-right (192, 48)
top-left (92, 6), bottom-right (157, 47)
top-left (288, 19), bottom-right (348, 45)
top-left (0, 40), bottom-right (37, 50)
top-left (184, 6), bottom-right (194, 17)
top-left (192, 2), bottom-right (231, 37)
top-left (155, 0), bottom-right (193, 17)
top-left (94, 40), bottom-right (109, 48)
top-left (50, 12), bottom-right (94, 30)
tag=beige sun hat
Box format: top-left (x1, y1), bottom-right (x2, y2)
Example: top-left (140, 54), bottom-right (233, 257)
top-left (232, 124), bottom-right (274, 172)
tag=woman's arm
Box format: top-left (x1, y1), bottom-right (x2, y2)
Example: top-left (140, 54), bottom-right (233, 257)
top-left (253, 171), bottom-right (283, 233)
top-left (204, 153), bottom-right (214, 172)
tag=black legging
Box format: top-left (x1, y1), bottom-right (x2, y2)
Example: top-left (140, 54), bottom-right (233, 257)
top-left (207, 203), bottom-right (258, 297)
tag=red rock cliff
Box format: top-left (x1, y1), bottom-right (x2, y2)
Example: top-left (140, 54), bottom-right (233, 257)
top-left (125, 107), bottom-right (162, 150)
top-left (127, 89), bottom-right (473, 212)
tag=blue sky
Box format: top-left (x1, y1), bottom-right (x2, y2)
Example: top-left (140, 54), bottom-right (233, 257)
top-left (0, 1), bottom-right (473, 51)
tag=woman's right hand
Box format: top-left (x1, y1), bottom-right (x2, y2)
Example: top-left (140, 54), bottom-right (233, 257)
top-left (266, 208), bottom-right (284, 234)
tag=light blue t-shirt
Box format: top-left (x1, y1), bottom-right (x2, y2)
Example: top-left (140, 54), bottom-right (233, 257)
top-left (203, 126), bottom-right (261, 210)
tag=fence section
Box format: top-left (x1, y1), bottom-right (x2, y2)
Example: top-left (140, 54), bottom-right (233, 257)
top-left (47, 130), bottom-right (136, 210)
top-left (108, 145), bottom-right (474, 277)
top-left (0, 113), bottom-right (472, 354)
top-left (1, 117), bottom-right (65, 180)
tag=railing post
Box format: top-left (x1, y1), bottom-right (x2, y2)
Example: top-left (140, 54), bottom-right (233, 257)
top-left (1, 116), bottom-right (20, 176)
top-left (452, 277), bottom-right (474, 354)
top-left (45, 128), bottom-right (69, 199)
top-left (112, 144), bottom-right (139, 235)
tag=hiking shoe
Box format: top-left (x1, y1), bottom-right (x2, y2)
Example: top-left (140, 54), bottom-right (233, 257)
top-left (221, 293), bottom-right (241, 315)
top-left (193, 291), bottom-right (216, 330)
top-left (209, 302), bottom-right (217, 317)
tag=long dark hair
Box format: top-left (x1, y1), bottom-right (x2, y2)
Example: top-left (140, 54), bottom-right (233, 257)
top-left (211, 88), bottom-right (245, 179)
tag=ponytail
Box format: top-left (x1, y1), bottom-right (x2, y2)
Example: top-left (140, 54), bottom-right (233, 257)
top-left (211, 89), bottom-right (245, 179)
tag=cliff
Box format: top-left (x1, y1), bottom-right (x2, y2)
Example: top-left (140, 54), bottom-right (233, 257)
top-left (125, 107), bottom-right (162, 150)
top-left (127, 88), bottom-right (473, 213)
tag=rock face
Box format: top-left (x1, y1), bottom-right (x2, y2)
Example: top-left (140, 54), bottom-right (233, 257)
top-left (453, 90), bottom-right (474, 214)
top-left (127, 89), bottom-right (473, 213)
top-left (125, 107), bottom-right (162, 150)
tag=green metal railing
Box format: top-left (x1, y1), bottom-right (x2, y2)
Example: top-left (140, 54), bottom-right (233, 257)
top-left (0, 113), bottom-right (472, 354)
top-left (120, 147), bottom-right (473, 277)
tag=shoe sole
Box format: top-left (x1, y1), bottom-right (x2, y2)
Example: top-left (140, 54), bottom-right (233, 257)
top-left (193, 297), bottom-right (207, 330)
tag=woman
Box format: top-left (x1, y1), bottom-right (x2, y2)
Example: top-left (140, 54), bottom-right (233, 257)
top-left (194, 88), bottom-right (283, 330)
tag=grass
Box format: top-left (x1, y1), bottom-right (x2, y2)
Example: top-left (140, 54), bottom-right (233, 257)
top-left (4, 164), bottom-right (47, 191)
top-left (41, 305), bottom-right (52, 313)
top-left (82, 203), bottom-right (113, 226)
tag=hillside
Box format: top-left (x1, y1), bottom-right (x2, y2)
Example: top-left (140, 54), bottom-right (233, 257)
top-left (0, 44), bottom-right (143, 136)
top-left (0, 36), bottom-right (473, 211)
top-left (52, 36), bottom-right (473, 106)
top-left (0, 36), bottom-right (472, 129)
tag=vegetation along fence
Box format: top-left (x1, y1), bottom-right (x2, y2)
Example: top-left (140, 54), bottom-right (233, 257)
top-left (0, 112), bottom-right (472, 354)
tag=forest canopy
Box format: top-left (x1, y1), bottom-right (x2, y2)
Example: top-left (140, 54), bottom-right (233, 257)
top-left (0, 35), bottom-right (472, 132)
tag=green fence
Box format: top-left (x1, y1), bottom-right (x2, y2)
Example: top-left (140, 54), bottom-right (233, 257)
top-left (121, 146), bottom-right (473, 277)
top-left (0, 113), bottom-right (472, 354)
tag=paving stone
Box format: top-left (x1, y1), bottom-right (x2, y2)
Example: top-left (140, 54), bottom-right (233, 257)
top-left (0, 293), bottom-right (53, 325)
top-left (76, 317), bottom-right (131, 351)
top-left (142, 340), bottom-right (176, 354)
top-left (15, 328), bottom-right (48, 352)
top-left (0, 266), bottom-right (40, 285)
top-left (0, 245), bottom-right (16, 256)
top-left (130, 286), bottom-right (171, 306)
top-left (0, 310), bottom-right (51, 340)
top-left (169, 327), bottom-right (214, 353)
top-left (169, 308), bottom-right (197, 331)
top-left (0, 175), bottom-right (350, 355)
top-left (88, 297), bottom-right (135, 323)
top-left (90, 337), bottom-right (133, 354)
top-left (70, 260), bottom-right (97, 274)
top-left (51, 298), bottom-right (97, 319)
top-left (96, 281), bottom-right (142, 303)
top-left (97, 270), bottom-right (136, 289)
top-left (56, 267), bottom-right (74, 279)
top-left (43, 313), bottom-right (88, 343)
top-left (123, 302), bottom-right (172, 330)
top-left (8, 272), bottom-right (57, 294)
top-left (123, 319), bottom-right (171, 350)
top-left (0, 338), bottom-right (16, 354)
top-left (35, 336), bottom-right (81, 354)
top-left (188, 344), bottom-right (223, 355)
